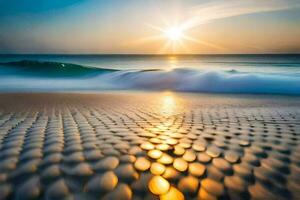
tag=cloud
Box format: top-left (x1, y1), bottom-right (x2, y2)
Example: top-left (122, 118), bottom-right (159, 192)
top-left (182, 0), bottom-right (300, 29)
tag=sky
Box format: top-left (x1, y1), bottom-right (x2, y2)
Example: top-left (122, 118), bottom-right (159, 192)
top-left (0, 0), bottom-right (300, 54)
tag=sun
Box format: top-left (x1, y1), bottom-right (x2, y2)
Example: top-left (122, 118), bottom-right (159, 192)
top-left (137, 21), bottom-right (204, 53)
top-left (164, 26), bottom-right (183, 41)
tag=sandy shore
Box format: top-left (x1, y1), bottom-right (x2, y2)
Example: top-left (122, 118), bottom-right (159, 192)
top-left (0, 92), bottom-right (299, 200)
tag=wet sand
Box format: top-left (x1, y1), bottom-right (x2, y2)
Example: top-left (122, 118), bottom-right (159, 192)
top-left (0, 92), bottom-right (299, 200)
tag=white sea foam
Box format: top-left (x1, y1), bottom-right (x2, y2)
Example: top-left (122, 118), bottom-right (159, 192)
top-left (1, 68), bottom-right (300, 95)
top-left (102, 69), bottom-right (300, 94)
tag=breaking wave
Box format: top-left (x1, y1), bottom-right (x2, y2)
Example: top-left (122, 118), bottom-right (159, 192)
top-left (0, 60), bottom-right (300, 95)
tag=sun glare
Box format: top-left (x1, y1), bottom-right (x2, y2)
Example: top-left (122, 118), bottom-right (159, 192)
top-left (164, 27), bottom-right (183, 41)
top-left (141, 20), bottom-right (211, 53)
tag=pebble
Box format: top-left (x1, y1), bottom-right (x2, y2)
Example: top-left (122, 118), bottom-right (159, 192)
top-left (201, 178), bottom-right (225, 197)
top-left (115, 164), bottom-right (139, 182)
top-left (189, 162), bottom-right (206, 177)
top-left (104, 183), bottom-right (132, 200)
top-left (45, 179), bottom-right (70, 200)
top-left (173, 158), bottom-right (188, 172)
top-left (148, 176), bottom-right (170, 195)
top-left (178, 176), bottom-right (199, 194)
top-left (150, 162), bottom-right (166, 175)
top-left (157, 153), bottom-right (173, 165)
top-left (148, 150), bottom-right (163, 159)
top-left (94, 156), bottom-right (119, 171)
top-left (134, 157), bottom-right (151, 171)
top-left (85, 171), bottom-right (118, 193)
top-left (182, 150), bottom-right (196, 162)
top-left (160, 186), bottom-right (184, 200)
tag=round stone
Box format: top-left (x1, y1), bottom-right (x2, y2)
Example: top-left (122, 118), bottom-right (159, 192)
top-left (63, 152), bottom-right (84, 163)
top-left (165, 138), bottom-right (178, 145)
top-left (94, 156), bottom-right (119, 171)
top-left (148, 150), bottom-right (163, 159)
top-left (43, 153), bottom-right (62, 164)
top-left (178, 176), bottom-right (199, 194)
top-left (84, 149), bottom-right (103, 161)
top-left (197, 152), bottom-right (212, 163)
top-left (224, 175), bottom-right (248, 193)
top-left (233, 163), bottom-right (253, 180)
top-left (183, 150), bottom-right (196, 162)
top-left (140, 142), bottom-right (155, 150)
top-left (198, 187), bottom-right (217, 200)
top-left (206, 146), bottom-right (221, 158)
top-left (174, 145), bottom-right (185, 156)
top-left (128, 146), bottom-right (144, 156)
top-left (201, 178), bottom-right (225, 197)
top-left (224, 151), bottom-right (240, 163)
top-left (85, 171), bottom-right (118, 193)
top-left (45, 179), bottom-right (70, 200)
top-left (148, 176), bottom-right (170, 195)
top-left (114, 164), bottom-right (139, 182)
top-left (134, 157), bottom-right (151, 171)
top-left (120, 155), bottom-right (136, 163)
top-left (157, 153), bottom-right (173, 165)
top-left (149, 138), bottom-right (162, 144)
top-left (192, 143), bottom-right (206, 152)
top-left (179, 142), bottom-right (191, 149)
top-left (173, 158), bottom-right (188, 172)
top-left (150, 162), bottom-right (166, 175)
top-left (156, 144), bottom-right (170, 151)
top-left (104, 183), bottom-right (132, 200)
top-left (70, 163), bottom-right (93, 177)
top-left (239, 140), bottom-right (250, 147)
top-left (160, 186), bottom-right (184, 200)
top-left (163, 167), bottom-right (181, 181)
top-left (189, 162), bottom-right (206, 177)
top-left (212, 158), bottom-right (232, 173)
top-left (41, 165), bottom-right (61, 180)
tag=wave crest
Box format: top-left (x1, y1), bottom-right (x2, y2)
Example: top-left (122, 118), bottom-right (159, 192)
top-left (107, 69), bottom-right (300, 94)
top-left (0, 60), bottom-right (300, 94)
top-left (0, 60), bottom-right (117, 77)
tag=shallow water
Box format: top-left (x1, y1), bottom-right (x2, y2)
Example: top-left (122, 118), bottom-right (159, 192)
top-left (1, 54), bottom-right (300, 72)
top-left (0, 54), bottom-right (300, 94)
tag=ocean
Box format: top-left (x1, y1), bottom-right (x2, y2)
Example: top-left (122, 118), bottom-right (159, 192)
top-left (0, 54), bottom-right (299, 94)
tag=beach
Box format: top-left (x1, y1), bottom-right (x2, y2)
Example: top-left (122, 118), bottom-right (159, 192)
top-left (0, 91), bottom-right (299, 200)
top-left (1, 0), bottom-right (300, 199)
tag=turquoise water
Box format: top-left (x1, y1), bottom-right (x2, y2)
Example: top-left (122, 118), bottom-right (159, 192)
top-left (1, 54), bottom-right (300, 73)
top-left (0, 54), bottom-right (300, 94)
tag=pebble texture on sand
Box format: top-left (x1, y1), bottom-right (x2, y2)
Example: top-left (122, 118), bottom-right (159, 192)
top-left (0, 93), bottom-right (299, 200)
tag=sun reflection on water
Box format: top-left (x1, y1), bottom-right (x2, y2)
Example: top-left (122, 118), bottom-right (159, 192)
top-left (167, 56), bottom-right (178, 71)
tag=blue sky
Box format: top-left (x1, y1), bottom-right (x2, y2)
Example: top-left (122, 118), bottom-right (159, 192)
top-left (0, 0), bottom-right (300, 54)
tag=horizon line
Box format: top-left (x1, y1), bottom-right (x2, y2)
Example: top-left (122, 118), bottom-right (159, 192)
top-left (0, 53), bottom-right (300, 56)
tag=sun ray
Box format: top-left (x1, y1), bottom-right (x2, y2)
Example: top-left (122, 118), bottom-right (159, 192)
top-left (183, 35), bottom-right (228, 50)
top-left (136, 16), bottom-right (226, 54)
top-left (158, 41), bottom-right (172, 54)
top-left (177, 40), bottom-right (191, 54)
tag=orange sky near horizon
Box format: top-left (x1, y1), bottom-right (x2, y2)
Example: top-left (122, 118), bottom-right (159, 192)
top-left (0, 0), bottom-right (300, 54)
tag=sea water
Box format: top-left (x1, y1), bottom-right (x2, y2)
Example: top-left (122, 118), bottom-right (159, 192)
top-left (0, 54), bottom-right (299, 94)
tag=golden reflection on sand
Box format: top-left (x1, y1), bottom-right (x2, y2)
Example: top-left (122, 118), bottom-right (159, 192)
top-left (1, 94), bottom-right (298, 200)
top-left (143, 93), bottom-right (186, 199)
top-left (160, 92), bottom-right (178, 116)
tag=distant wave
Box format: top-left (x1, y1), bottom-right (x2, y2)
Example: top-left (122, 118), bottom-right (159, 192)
top-left (0, 60), bottom-right (300, 95)
top-left (0, 60), bottom-right (118, 77)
